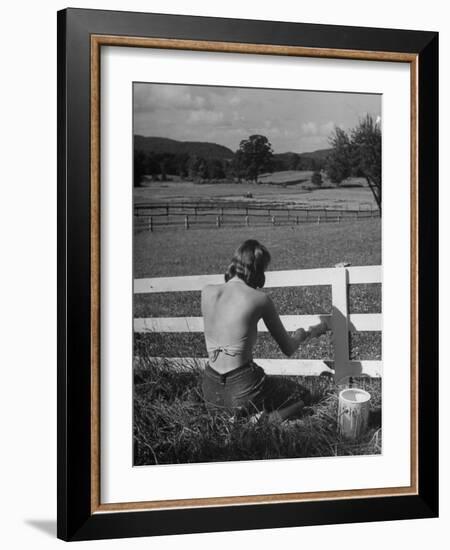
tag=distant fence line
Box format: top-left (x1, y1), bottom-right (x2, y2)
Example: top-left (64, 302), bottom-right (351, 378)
top-left (134, 201), bottom-right (380, 232)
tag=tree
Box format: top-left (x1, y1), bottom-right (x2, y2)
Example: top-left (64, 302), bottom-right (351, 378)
top-left (187, 155), bottom-right (207, 180)
top-left (325, 127), bottom-right (353, 184)
top-left (232, 149), bottom-right (246, 182)
top-left (207, 159), bottom-right (225, 180)
top-left (159, 158), bottom-right (168, 182)
top-left (351, 114), bottom-right (382, 213)
top-left (146, 153), bottom-right (160, 181)
top-left (187, 155), bottom-right (199, 179)
top-left (176, 154), bottom-right (189, 178)
top-left (236, 134), bottom-right (273, 183)
top-left (311, 171), bottom-right (323, 186)
top-left (326, 115), bottom-right (382, 213)
top-left (295, 157), bottom-right (305, 171)
top-left (133, 151), bottom-right (146, 187)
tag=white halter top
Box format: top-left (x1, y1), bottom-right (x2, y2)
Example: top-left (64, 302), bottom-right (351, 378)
top-left (205, 334), bottom-right (250, 363)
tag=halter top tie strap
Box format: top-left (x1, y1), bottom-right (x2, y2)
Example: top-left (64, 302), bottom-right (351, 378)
top-left (205, 335), bottom-right (249, 362)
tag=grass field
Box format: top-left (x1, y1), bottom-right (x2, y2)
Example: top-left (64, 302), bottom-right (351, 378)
top-left (134, 176), bottom-right (377, 210)
top-left (134, 358), bottom-right (382, 465)
top-left (257, 170), bottom-right (313, 185)
top-left (133, 218), bottom-right (382, 465)
top-left (134, 218), bottom-right (381, 277)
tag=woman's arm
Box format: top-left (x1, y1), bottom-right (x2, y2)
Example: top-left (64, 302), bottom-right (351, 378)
top-left (261, 295), bottom-right (328, 357)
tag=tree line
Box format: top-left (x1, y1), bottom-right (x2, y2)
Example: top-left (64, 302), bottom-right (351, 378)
top-left (133, 151), bottom-right (228, 184)
top-left (134, 134), bottom-right (327, 186)
top-left (134, 114), bottom-right (381, 212)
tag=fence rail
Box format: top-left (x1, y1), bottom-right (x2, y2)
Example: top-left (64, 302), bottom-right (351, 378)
top-left (134, 201), bottom-right (378, 214)
top-left (134, 202), bottom-right (380, 231)
top-left (134, 265), bottom-right (382, 382)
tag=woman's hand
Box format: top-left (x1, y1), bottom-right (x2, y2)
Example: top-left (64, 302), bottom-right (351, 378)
top-left (297, 318), bottom-right (329, 342)
top-left (308, 320), bottom-right (328, 338)
top-left (293, 327), bottom-right (308, 345)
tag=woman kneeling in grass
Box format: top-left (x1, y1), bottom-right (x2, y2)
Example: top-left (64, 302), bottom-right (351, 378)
top-left (201, 239), bottom-right (328, 422)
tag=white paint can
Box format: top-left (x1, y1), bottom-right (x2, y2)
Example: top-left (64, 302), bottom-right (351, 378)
top-left (338, 388), bottom-right (371, 440)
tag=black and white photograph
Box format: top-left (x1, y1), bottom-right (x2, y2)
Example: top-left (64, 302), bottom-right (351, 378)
top-left (0, 0), bottom-right (443, 546)
top-left (132, 82), bottom-right (383, 466)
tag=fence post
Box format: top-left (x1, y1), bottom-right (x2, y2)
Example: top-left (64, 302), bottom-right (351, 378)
top-left (185, 215), bottom-right (189, 230)
top-left (148, 216), bottom-right (153, 232)
top-left (245, 215), bottom-right (250, 227)
top-left (331, 265), bottom-right (350, 383)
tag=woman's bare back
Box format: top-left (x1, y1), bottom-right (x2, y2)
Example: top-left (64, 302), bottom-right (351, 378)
top-left (201, 278), bottom-right (266, 373)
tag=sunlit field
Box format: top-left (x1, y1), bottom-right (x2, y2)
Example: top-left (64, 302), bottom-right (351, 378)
top-left (134, 176), bottom-right (377, 210)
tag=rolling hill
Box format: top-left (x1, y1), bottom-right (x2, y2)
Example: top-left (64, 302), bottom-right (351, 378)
top-left (134, 136), bottom-right (234, 160)
top-left (134, 135), bottom-right (331, 162)
top-left (273, 148), bottom-right (332, 164)
top-left (299, 148), bottom-right (333, 160)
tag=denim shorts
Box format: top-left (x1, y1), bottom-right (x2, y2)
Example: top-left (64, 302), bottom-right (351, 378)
top-left (201, 360), bottom-right (304, 415)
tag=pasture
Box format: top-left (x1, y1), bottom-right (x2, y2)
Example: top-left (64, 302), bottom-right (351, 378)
top-left (133, 218), bottom-right (382, 464)
top-left (134, 174), bottom-right (377, 211)
top-left (134, 218), bottom-right (381, 277)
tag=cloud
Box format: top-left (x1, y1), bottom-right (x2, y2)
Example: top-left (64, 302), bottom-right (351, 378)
top-left (301, 122), bottom-right (318, 135)
top-left (319, 121), bottom-right (335, 136)
top-left (187, 110), bottom-right (225, 125)
top-left (228, 95), bottom-right (242, 106)
top-left (301, 120), bottom-right (335, 137)
top-left (134, 84), bottom-right (208, 113)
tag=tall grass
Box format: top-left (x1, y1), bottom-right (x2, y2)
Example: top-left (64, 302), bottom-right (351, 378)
top-left (134, 348), bottom-right (382, 466)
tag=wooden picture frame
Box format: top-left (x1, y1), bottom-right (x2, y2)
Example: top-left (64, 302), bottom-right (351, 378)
top-left (57, 8), bottom-right (438, 541)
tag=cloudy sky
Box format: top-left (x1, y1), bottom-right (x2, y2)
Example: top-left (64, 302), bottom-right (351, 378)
top-left (134, 83), bottom-right (381, 154)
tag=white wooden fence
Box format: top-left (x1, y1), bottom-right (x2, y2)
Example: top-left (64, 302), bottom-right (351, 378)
top-left (134, 265), bottom-right (382, 383)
